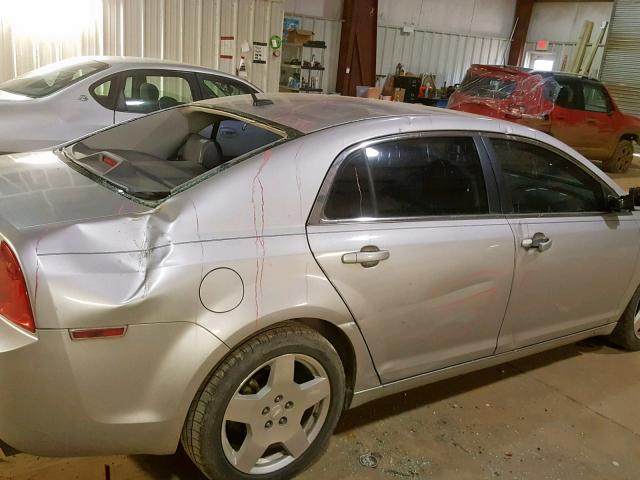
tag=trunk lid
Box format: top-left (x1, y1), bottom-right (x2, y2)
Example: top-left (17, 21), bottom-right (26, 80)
top-left (0, 150), bottom-right (145, 231)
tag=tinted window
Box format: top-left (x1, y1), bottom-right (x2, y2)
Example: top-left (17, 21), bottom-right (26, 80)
top-left (323, 137), bottom-right (488, 220)
top-left (324, 150), bottom-right (375, 220)
top-left (118, 73), bottom-right (194, 113)
top-left (0, 60), bottom-right (107, 98)
top-left (554, 80), bottom-right (583, 110)
top-left (459, 73), bottom-right (516, 99)
top-left (492, 139), bottom-right (606, 214)
top-left (92, 79), bottom-right (113, 108)
top-left (583, 84), bottom-right (610, 113)
top-left (201, 76), bottom-right (252, 98)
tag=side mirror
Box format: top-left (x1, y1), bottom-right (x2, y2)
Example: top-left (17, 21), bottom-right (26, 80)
top-left (609, 188), bottom-right (640, 212)
top-left (608, 195), bottom-right (626, 212)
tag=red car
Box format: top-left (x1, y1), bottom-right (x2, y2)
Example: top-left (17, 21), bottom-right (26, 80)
top-left (448, 64), bottom-right (640, 173)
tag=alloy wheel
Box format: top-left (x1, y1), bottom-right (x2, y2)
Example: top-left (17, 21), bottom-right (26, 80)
top-left (615, 143), bottom-right (633, 171)
top-left (221, 354), bottom-right (331, 475)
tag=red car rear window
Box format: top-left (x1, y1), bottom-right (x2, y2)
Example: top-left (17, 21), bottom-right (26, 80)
top-left (459, 73), bottom-right (516, 100)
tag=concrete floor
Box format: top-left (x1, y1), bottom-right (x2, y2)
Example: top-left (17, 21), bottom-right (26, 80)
top-left (1, 155), bottom-right (640, 480)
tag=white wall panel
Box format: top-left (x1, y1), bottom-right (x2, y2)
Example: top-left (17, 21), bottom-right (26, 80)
top-left (0, 11), bottom-right (103, 82)
top-left (284, 0), bottom-right (342, 20)
top-left (0, 0), bottom-right (284, 92)
top-left (378, 0), bottom-right (516, 38)
top-left (527, 1), bottom-right (613, 44)
top-left (102, 0), bottom-right (285, 92)
top-left (523, 40), bottom-right (606, 78)
top-left (524, 1), bottom-right (612, 78)
top-left (376, 25), bottom-right (509, 87)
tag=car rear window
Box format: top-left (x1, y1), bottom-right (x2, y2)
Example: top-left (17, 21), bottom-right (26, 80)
top-left (459, 73), bottom-right (517, 100)
top-left (62, 105), bottom-right (287, 202)
top-left (0, 60), bottom-right (108, 98)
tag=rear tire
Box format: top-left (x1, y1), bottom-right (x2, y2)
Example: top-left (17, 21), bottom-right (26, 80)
top-left (181, 324), bottom-right (345, 480)
top-left (609, 286), bottom-right (640, 351)
top-left (603, 139), bottom-right (634, 173)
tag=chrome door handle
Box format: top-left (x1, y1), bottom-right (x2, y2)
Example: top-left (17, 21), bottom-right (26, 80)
top-left (342, 246), bottom-right (390, 268)
top-left (522, 232), bottom-right (552, 252)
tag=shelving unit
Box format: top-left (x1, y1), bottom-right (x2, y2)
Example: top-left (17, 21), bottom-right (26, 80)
top-left (279, 43), bottom-right (326, 94)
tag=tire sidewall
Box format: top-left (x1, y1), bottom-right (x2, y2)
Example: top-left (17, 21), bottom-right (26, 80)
top-left (197, 329), bottom-right (346, 480)
top-left (607, 140), bottom-right (633, 173)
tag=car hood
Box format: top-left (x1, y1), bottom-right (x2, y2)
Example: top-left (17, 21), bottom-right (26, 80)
top-left (0, 150), bottom-right (145, 231)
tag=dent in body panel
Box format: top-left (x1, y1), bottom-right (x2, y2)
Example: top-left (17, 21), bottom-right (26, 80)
top-left (32, 198), bottom-right (205, 330)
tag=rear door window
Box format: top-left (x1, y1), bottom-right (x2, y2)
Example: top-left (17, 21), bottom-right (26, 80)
top-left (322, 136), bottom-right (489, 220)
top-left (117, 71), bottom-right (195, 113)
top-left (583, 83), bottom-right (611, 113)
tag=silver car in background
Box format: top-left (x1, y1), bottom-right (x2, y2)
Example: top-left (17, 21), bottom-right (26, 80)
top-left (0, 56), bottom-right (258, 153)
top-left (1, 94), bottom-right (639, 480)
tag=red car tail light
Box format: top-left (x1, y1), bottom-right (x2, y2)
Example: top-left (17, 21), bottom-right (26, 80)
top-left (0, 241), bottom-right (35, 333)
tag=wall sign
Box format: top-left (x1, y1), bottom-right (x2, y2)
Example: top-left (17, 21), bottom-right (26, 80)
top-left (253, 41), bottom-right (267, 64)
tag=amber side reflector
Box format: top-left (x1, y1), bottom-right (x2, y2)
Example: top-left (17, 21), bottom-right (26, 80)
top-left (70, 326), bottom-right (127, 340)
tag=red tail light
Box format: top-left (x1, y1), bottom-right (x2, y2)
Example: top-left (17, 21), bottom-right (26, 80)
top-left (0, 241), bottom-right (35, 333)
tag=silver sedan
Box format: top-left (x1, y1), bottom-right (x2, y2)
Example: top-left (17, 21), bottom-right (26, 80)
top-left (0, 56), bottom-right (258, 154)
top-left (0, 94), bottom-right (639, 480)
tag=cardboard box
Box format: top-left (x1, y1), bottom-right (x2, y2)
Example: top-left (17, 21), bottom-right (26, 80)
top-left (287, 29), bottom-right (313, 45)
top-left (366, 87), bottom-right (381, 99)
top-left (393, 88), bottom-right (405, 102)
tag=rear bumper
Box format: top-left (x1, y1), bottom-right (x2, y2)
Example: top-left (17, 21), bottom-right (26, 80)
top-left (0, 321), bottom-right (228, 456)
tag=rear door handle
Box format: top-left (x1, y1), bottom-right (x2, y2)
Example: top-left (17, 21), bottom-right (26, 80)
top-left (586, 119), bottom-right (598, 125)
top-left (521, 232), bottom-right (552, 252)
top-left (342, 246), bottom-right (390, 267)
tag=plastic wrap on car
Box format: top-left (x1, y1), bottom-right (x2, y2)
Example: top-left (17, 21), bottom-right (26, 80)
top-left (448, 65), bottom-right (561, 131)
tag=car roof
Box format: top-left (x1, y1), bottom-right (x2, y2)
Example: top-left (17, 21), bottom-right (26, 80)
top-left (467, 64), bottom-right (601, 84)
top-left (62, 55), bottom-right (252, 80)
top-left (198, 93), bottom-right (476, 134)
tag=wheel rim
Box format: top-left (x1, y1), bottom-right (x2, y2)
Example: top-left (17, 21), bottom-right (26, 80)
top-left (634, 301), bottom-right (640, 339)
top-left (615, 144), bottom-right (633, 171)
top-left (221, 353), bottom-right (331, 475)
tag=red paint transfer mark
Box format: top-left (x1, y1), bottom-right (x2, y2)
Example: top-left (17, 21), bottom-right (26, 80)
top-left (251, 150), bottom-right (272, 323)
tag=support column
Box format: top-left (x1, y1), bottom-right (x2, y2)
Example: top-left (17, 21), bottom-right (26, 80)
top-left (336, 0), bottom-right (378, 96)
top-left (508, 0), bottom-right (535, 66)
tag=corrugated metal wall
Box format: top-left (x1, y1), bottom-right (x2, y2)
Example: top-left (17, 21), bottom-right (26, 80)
top-left (103, 0), bottom-right (284, 92)
top-left (376, 25), bottom-right (510, 88)
top-left (523, 41), bottom-right (606, 78)
top-left (600, 0), bottom-right (640, 116)
top-left (0, 16), bottom-right (103, 82)
top-left (0, 0), bottom-right (285, 92)
top-left (291, 14), bottom-right (342, 93)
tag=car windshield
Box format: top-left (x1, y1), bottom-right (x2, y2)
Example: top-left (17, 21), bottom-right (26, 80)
top-left (61, 104), bottom-right (287, 201)
top-left (0, 60), bottom-right (108, 98)
top-left (459, 73), bottom-right (517, 99)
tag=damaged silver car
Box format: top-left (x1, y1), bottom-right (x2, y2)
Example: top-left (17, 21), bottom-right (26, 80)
top-left (1, 93), bottom-right (640, 480)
